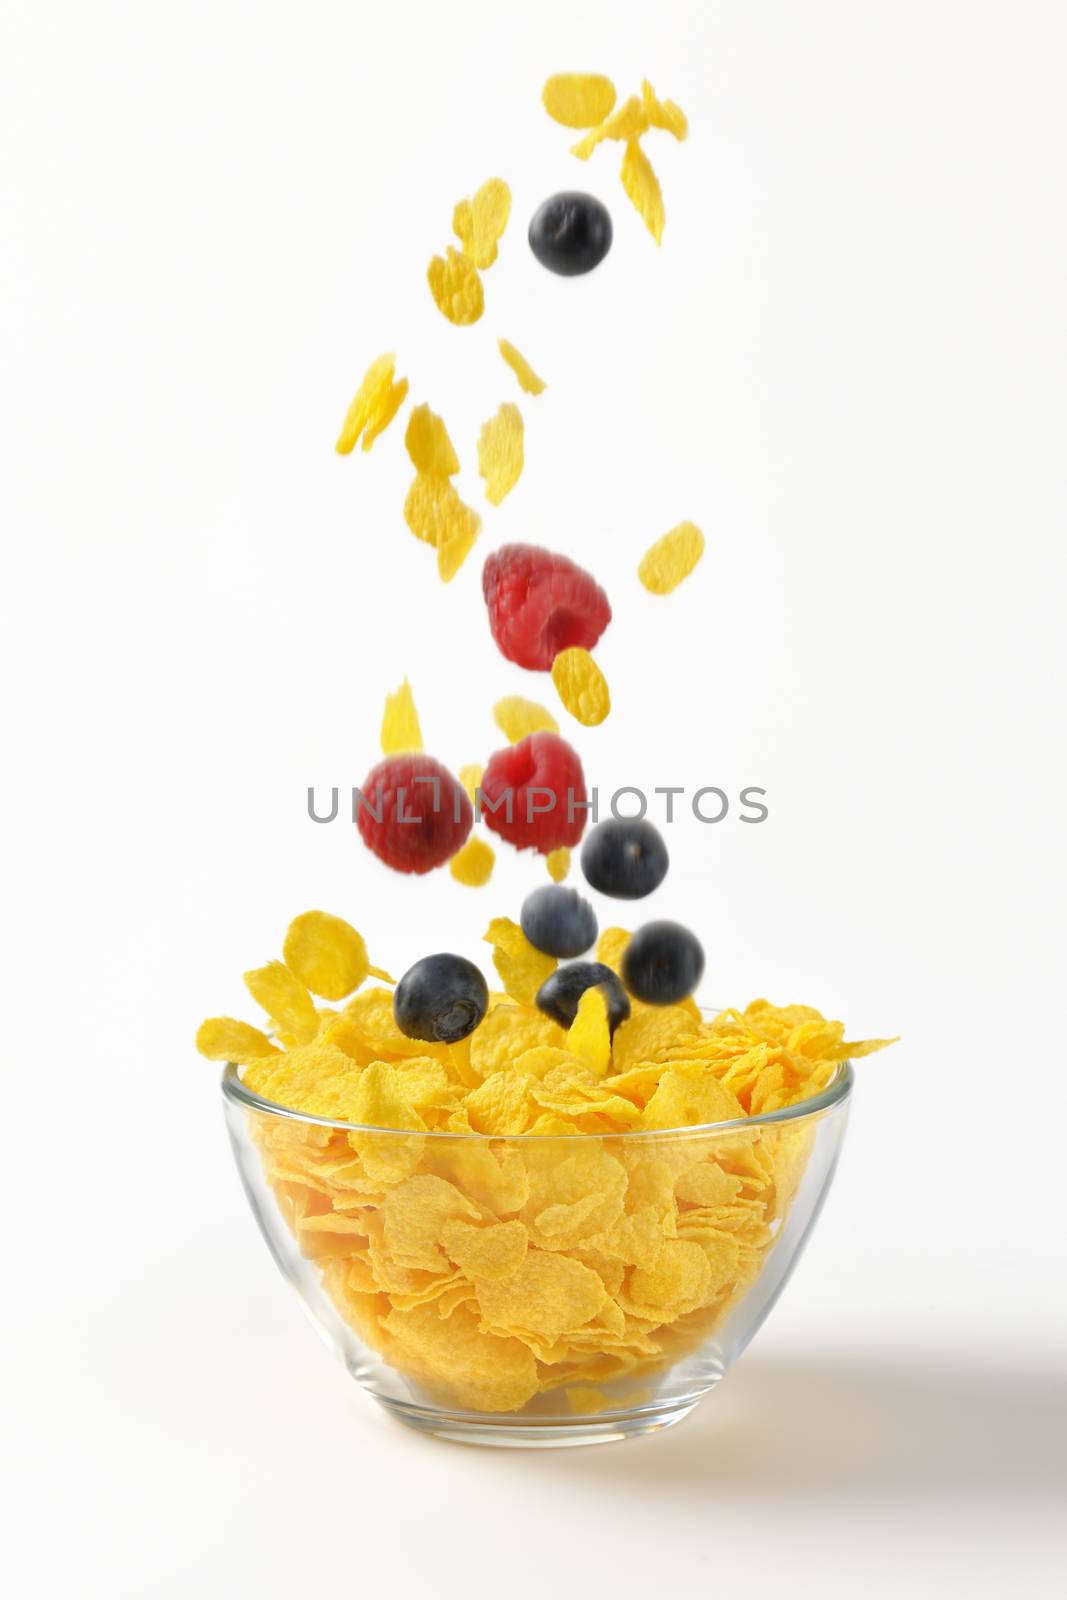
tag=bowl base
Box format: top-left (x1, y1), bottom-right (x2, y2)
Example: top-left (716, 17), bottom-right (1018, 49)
top-left (374, 1393), bottom-right (705, 1448)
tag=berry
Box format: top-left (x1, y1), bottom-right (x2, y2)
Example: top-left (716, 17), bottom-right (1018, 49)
top-left (520, 885), bottom-right (598, 959)
top-left (581, 819), bottom-right (669, 900)
top-left (528, 192), bottom-right (613, 276)
top-left (482, 544), bottom-right (611, 671)
top-left (621, 921), bottom-right (705, 1006)
top-left (357, 754), bottom-right (472, 874)
top-left (480, 732), bottom-right (587, 854)
top-left (536, 962), bottom-right (631, 1033)
top-left (394, 954), bottom-right (489, 1043)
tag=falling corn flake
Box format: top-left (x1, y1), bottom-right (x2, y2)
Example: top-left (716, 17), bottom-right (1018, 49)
top-left (427, 246), bottom-right (484, 326)
top-left (477, 403), bottom-right (524, 505)
top-left (571, 94), bottom-right (651, 160)
top-left (498, 339), bottom-right (546, 396)
top-left (282, 910), bottom-right (371, 1001)
top-left (545, 847), bottom-right (570, 883)
top-left (493, 695), bottom-right (559, 743)
top-left (551, 647), bottom-right (610, 726)
top-left (335, 353), bottom-right (409, 455)
top-left (484, 917), bottom-right (556, 1007)
top-left (452, 178), bottom-right (512, 270)
top-left (243, 961), bottom-right (320, 1047)
top-left (380, 678), bottom-right (423, 755)
top-left (639, 520), bottom-right (705, 594)
top-left (195, 1017), bottom-right (280, 1065)
top-left (620, 139), bottom-right (665, 243)
top-left (641, 79), bottom-right (688, 140)
top-left (542, 73), bottom-right (617, 129)
top-left (449, 836), bottom-right (495, 888)
top-left (405, 404), bottom-right (460, 477)
top-left (403, 472), bottom-right (481, 580)
top-left (458, 764), bottom-right (484, 804)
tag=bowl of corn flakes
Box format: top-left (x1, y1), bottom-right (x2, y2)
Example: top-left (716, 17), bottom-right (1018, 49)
top-left (212, 920), bottom-right (885, 1446)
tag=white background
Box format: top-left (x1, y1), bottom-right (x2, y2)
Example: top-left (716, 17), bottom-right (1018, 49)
top-left (3, 1), bottom-right (1066, 1595)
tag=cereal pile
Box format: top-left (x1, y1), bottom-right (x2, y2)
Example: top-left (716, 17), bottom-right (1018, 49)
top-left (199, 912), bottom-right (893, 1412)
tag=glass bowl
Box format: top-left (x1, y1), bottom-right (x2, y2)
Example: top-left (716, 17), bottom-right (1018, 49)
top-left (222, 1053), bottom-right (852, 1448)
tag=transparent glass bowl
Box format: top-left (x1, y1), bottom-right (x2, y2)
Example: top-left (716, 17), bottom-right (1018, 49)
top-left (222, 1057), bottom-right (852, 1447)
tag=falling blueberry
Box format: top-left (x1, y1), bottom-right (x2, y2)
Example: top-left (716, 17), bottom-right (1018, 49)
top-left (394, 953), bottom-right (489, 1043)
top-left (528, 191), bottom-right (613, 277)
top-left (520, 885), bottom-right (598, 958)
top-left (580, 819), bottom-right (669, 900)
top-left (535, 961), bottom-right (631, 1033)
top-left (621, 921), bottom-right (705, 1006)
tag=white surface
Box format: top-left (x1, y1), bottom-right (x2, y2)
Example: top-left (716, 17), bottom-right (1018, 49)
top-left (3, 1), bottom-right (1066, 1594)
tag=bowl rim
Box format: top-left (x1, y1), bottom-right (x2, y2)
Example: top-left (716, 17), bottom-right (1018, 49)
top-left (220, 1033), bottom-right (855, 1141)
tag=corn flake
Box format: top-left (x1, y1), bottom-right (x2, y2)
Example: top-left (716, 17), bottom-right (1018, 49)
top-left (498, 338), bottom-right (546, 396)
top-left (551, 647), bottom-right (610, 726)
top-left (494, 695), bottom-right (559, 742)
top-left (404, 404), bottom-right (460, 477)
top-left (483, 918), bottom-right (557, 1008)
top-left (196, 1017), bottom-right (280, 1064)
top-left (243, 961), bottom-right (320, 1047)
top-left (449, 836), bottom-right (495, 888)
top-left (639, 520), bottom-right (705, 594)
top-left (620, 138), bottom-right (665, 243)
top-left (571, 94), bottom-right (651, 159)
top-left (566, 986), bottom-right (611, 1075)
top-left (640, 80), bottom-right (688, 141)
top-left (452, 178), bottom-right (512, 269)
top-left (477, 403), bottom-right (524, 505)
top-left (427, 246), bottom-right (484, 326)
top-left (545, 847), bottom-right (570, 883)
top-left (283, 911), bottom-right (370, 1001)
top-left (380, 677), bottom-right (423, 755)
top-left (335, 353), bottom-right (408, 454)
top-left (542, 73), bottom-right (617, 129)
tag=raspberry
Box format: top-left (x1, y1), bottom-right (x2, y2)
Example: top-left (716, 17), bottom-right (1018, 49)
top-left (479, 732), bottom-right (588, 854)
top-left (482, 543), bottom-right (612, 670)
top-left (357, 755), bottom-right (472, 874)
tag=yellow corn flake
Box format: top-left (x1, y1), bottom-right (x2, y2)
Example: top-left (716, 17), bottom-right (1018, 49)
top-left (383, 1300), bottom-right (538, 1413)
top-left (566, 986), bottom-right (611, 1075)
top-left (642, 1066), bottom-right (746, 1131)
top-left (640, 80), bottom-right (688, 140)
top-left (625, 1238), bottom-right (712, 1318)
top-left (498, 338), bottom-right (546, 396)
top-left (335, 353), bottom-right (408, 454)
top-left (452, 178), bottom-right (512, 269)
top-left (449, 836), bottom-right (495, 888)
top-left (477, 403), bottom-right (524, 506)
top-left (404, 404), bottom-right (460, 477)
top-left (493, 695), bottom-right (559, 743)
top-left (469, 1003), bottom-right (564, 1078)
top-left (243, 961), bottom-right (320, 1047)
top-left (571, 94), bottom-right (650, 159)
top-left (441, 1218), bottom-right (528, 1282)
top-left (195, 1017), bottom-right (281, 1065)
top-left (595, 926), bottom-right (630, 973)
top-left (620, 138), bottom-right (665, 243)
top-left (403, 472), bottom-right (481, 579)
top-left (380, 677), bottom-right (423, 755)
top-left (542, 73), bottom-right (617, 129)
top-left (381, 1175), bottom-right (481, 1272)
top-left (458, 763), bottom-right (484, 803)
top-left (551, 647), bottom-right (610, 726)
top-left (427, 246), bottom-right (484, 326)
top-left (476, 1251), bottom-right (607, 1346)
top-left (638, 520), bottom-right (705, 594)
top-left (283, 911), bottom-right (370, 1001)
top-left (545, 847), bottom-right (570, 883)
top-left (464, 1070), bottom-right (536, 1135)
top-left (483, 917), bottom-right (556, 1008)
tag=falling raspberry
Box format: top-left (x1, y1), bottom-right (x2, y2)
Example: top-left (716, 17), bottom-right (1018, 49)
top-left (482, 543), bottom-right (612, 670)
top-left (479, 732), bottom-right (588, 854)
top-left (357, 755), bottom-right (472, 874)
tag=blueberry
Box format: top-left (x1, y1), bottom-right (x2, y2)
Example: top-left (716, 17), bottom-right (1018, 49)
top-left (580, 819), bottom-right (669, 900)
top-left (393, 953), bottom-right (489, 1044)
top-left (520, 885), bottom-right (598, 958)
top-left (535, 961), bottom-right (631, 1034)
top-left (528, 192), bottom-right (613, 277)
top-left (621, 921), bottom-right (705, 1006)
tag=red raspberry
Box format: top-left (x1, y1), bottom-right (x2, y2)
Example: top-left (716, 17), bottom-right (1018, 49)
top-left (479, 732), bottom-right (588, 854)
top-left (357, 755), bottom-right (472, 874)
top-left (482, 544), bottom-right (612, 670)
